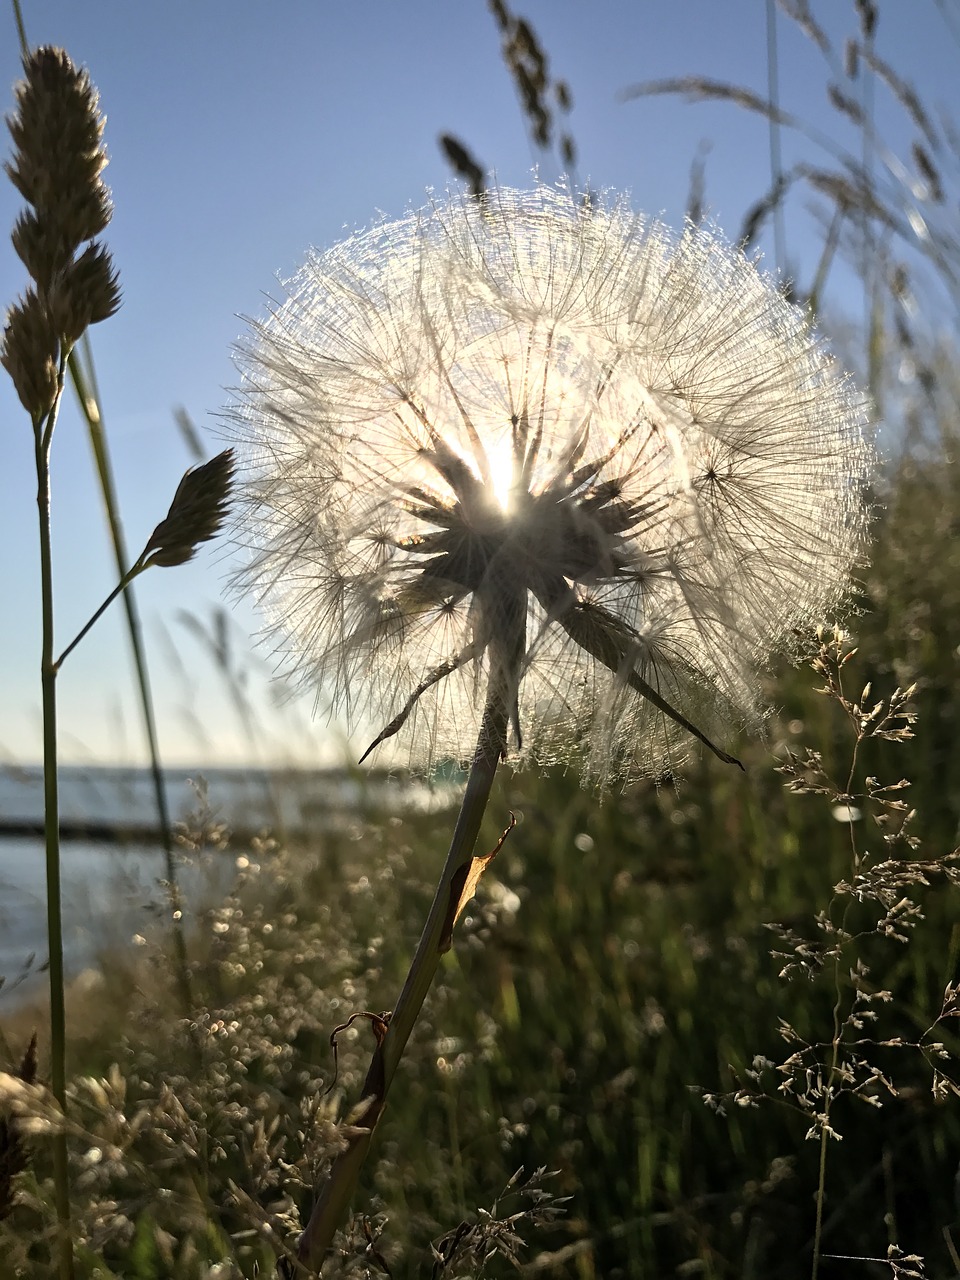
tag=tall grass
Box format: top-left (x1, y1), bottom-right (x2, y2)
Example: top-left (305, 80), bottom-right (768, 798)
top-left (1, 621), bottom-right (957, 1277)
top-left (0, 40), bottom-right (232, 1279)
top-left (2, 3), bottom-right (960, 1278)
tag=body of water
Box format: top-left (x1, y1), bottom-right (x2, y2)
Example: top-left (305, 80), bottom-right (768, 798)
top-left (0, 763), bottom-right (453, 1004)
top-left (0, 833), bottom-right (231, 1005)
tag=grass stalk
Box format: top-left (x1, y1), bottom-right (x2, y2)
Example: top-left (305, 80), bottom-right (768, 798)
top-left (811, 1123), bottom-right (829, 1280)
top-left (33, 356), bottom-right (75, 1280)
top-left (294, 693), bottom-right (509, 1274)
top-left (68, 343), bottom-right (193, 1016)
top-left (54, 567), bottom-right (139, 670)
top-left (765, 0), bottom-right (786, 277)
top-left (811, 667), bottom-right (865, 1280)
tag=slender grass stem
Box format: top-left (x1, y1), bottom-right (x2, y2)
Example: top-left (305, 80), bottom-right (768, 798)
top-left (806, 204), bottom-right (844, 320)
top-left (765, 0), bottom-right (786, 277)
top-left (54, 564), bottom-right (142, 670)
top-left (34, 362), bottom-right (75, 1280)
top-left (294, 692), bottom-right (509, 1274)
top-left (68, 344), bottom-right (193, 1015)
top-left (12, 0), bottom-right (27, 56)
top-left (812, 663), bottom-right (864, 1280)
top-left (811, 1123), bottom-right (829, 1280)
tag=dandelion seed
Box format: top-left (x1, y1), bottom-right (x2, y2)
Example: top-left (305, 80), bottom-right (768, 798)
top-left (230, 184), bottom-right (870, 782)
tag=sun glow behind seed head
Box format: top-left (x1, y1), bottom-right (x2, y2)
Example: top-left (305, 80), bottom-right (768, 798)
top-left (486, 435), bottom-right (516, 512)
top-left (232, 184), bottom-right (871, 783)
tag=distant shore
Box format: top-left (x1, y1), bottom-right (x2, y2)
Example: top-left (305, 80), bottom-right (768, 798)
top-left (0, 762), bottom-right (461, 846)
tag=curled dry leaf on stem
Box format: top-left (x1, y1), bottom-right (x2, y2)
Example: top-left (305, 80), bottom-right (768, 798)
top-left (229, 183), bottom-right (871, 784)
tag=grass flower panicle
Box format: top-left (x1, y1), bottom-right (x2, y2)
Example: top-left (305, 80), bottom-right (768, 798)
top-left (140, 448), bottom-right (236, 569)
top-left (232, 184), bottom-right (870, 782)
top-left (1, 47), bottom-right (119, 419)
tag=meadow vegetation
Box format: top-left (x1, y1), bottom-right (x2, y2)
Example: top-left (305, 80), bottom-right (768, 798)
top-left (2, 610), bottom-right (958, 1278)
top-left (2, 2), bottom-right (960, 1277)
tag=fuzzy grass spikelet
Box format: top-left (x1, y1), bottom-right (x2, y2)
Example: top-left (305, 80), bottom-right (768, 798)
top-left (232, 185), bottom-right (870, 781)
top-left (142, 448), bottom-right (236, 568)
top-left (1, 46), bottom-right (119, 417)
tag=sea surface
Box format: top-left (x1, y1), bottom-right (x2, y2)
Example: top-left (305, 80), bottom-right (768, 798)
top-left (0, 763), bottom-right (452, 1005)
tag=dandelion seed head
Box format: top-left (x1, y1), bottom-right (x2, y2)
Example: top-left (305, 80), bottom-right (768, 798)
top-left (229, 184), bottom-right (871, 783)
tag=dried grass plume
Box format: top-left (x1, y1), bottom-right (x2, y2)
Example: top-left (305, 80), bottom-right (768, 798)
top-left (1, 46), bottom-right (120, 417)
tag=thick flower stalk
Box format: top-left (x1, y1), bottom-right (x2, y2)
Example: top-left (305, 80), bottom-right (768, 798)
top-left (233, 184), bottom-right (869, 782)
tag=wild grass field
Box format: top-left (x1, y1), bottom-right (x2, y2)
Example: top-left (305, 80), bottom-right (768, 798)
top-left (2, 2), bottom-right (960, 1277)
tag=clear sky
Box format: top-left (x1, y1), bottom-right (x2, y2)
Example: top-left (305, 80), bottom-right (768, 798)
top-left (2, 0), bottom-right (957, 766)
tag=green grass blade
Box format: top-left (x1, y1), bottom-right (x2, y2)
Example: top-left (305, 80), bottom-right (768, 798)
top-left (67, 339), bottom-right (193, 1015)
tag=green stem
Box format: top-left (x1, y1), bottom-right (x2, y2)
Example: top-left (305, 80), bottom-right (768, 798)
top-left (54, 563), bottom-right (143, 670)
top-left (12, 0), bottom-right (28, 56)
top-left (812, 660), bottom-right (863, 1280)
top-left (805, 203), bottom-right (843, 321)
top-left (811, 1123), bottom-right (829, 1280)
top-left (765, 0), bottom-right (786, 276)
top-left (34, 380), bottom-right (75, 1280)
top-left (294, 694), bottom-right (508, 1273)
top-left (68, 344), bottom-right (193, 1016)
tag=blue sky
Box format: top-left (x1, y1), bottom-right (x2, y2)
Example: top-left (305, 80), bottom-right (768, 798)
top-left (2, 0), bottom-right (957, 766)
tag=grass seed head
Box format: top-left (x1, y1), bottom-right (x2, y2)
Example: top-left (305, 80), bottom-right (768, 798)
top-left (1, 45), bottom-right (119, 400)
top-left (5, 47), bottom-right (111, 283)
top-left (142, 449), bottom-right (237, 569)
top-left (1, 288), bottom-right (60, 418)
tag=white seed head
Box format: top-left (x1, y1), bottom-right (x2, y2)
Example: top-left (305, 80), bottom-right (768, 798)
top-left (229, 184), bottom-right (871, 783)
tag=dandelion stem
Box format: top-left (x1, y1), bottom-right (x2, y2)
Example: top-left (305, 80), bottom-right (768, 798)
top-left (294, 691), bottom-right (508, 1272)
top-left (34, 363), bottom-right (75, 1280)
